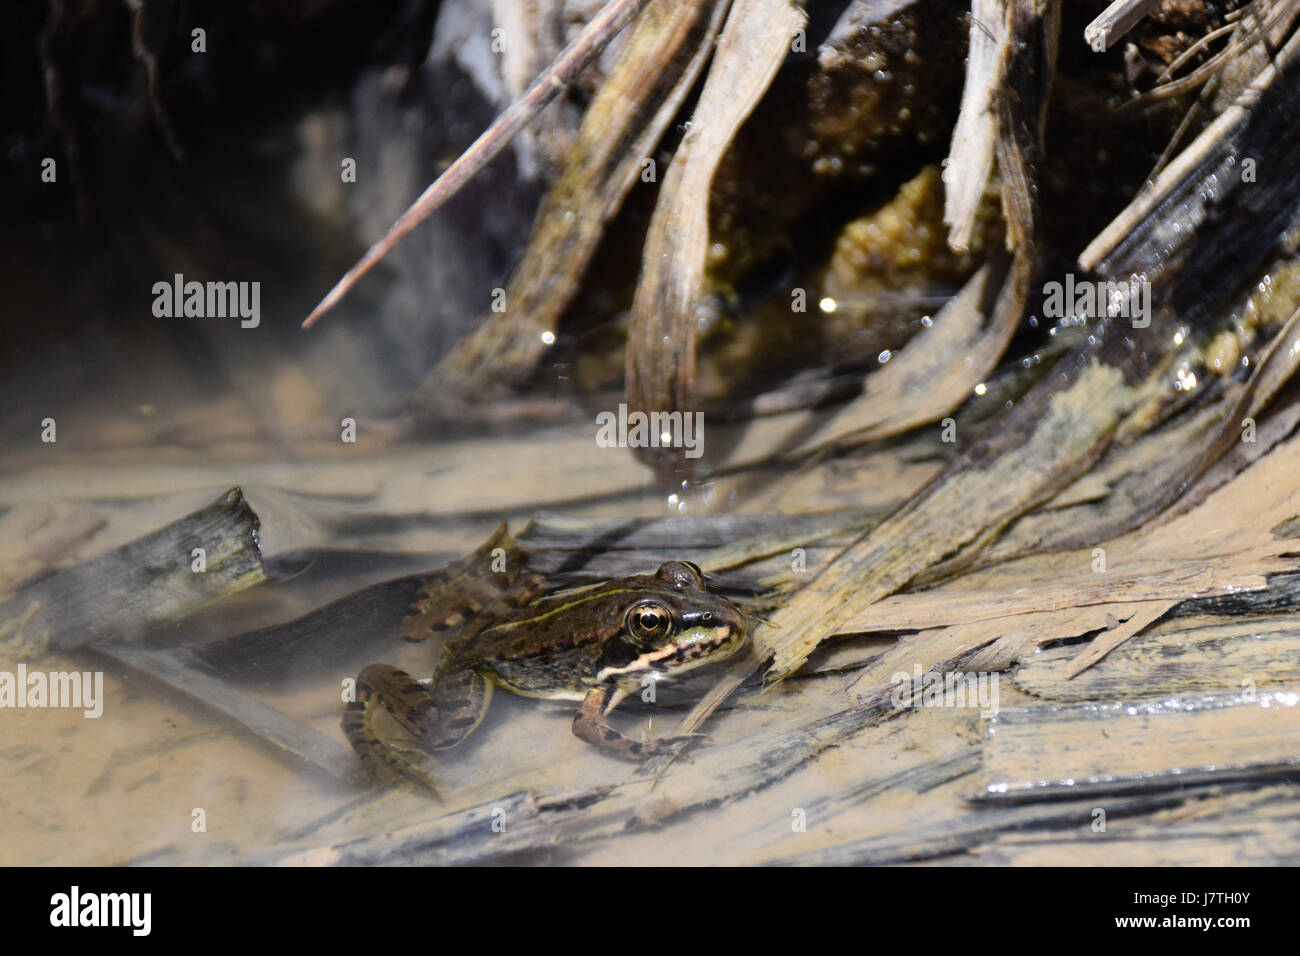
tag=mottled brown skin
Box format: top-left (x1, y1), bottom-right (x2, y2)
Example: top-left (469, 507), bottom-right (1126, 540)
top-left (343, 561), bottom-right (747, 791)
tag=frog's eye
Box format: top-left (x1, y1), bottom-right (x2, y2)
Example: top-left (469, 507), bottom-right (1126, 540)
top-left (627, 602), bottom-right (673, 644)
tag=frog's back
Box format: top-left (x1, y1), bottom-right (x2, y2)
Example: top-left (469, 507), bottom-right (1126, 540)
top-left (448, 577), bottom-right (670, 691)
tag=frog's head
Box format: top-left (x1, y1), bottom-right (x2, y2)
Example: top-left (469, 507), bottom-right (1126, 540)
top-left (597, 561), bottom-right (748, 688)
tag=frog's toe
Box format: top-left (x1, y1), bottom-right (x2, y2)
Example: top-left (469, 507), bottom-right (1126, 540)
top-left (662, 731), bottom-right (711, 746)
top-left (643, 732), bottom-right (710, 761)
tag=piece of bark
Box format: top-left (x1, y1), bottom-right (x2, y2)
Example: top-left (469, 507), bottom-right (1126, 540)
top-left (1015, 611), bottom-right (1300, 701)
top-left (0, 487), bottom-right (265, 659)
top-left (978, 689), bottom-right (1300, 802)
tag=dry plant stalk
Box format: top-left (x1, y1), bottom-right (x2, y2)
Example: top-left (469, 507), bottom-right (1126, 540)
top-left (758, 0), bottom-right (1062, 679)
top-left (625, 0), bottom-right (807, 481)
top-left (756, 2), bottom-right (1300, 684)
top-left (426, 0), bottom-right (732, 398)
top-left (1083, 0), bottom-right (1163, 52)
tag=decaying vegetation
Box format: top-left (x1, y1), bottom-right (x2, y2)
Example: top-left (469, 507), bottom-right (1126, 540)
top-left (307, 0), bottom-right (1300, 677)
top-left (6, 0), bottom-right (1300, 864)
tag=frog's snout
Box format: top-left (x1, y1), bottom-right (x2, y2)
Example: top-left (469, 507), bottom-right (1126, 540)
top-left (724, 605), bottom-right (750, 643)
top-left (683, 602), bottom-right (748, 648)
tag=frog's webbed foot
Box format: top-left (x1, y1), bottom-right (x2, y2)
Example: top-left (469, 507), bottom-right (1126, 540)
top-left (572, 686), bottom-right (709, 761)
top-left (342, 663), bottom-right (489, 793)
top-left (357, 734), bottom-right (444, 796)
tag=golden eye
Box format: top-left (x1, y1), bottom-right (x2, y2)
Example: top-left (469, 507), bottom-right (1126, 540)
top-left (627, 603), bottom-right (672, 644)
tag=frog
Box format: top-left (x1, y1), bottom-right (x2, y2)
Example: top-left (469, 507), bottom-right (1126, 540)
top-left (342, 549), bottom-right (748, 791)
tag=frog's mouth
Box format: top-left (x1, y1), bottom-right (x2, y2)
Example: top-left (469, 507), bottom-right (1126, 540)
top-left (680, 605), bottom-right (748, 652)
top-left (597, 618), bottom-right (746, 688)
top-left (677, 623), bottom-right (738, 656)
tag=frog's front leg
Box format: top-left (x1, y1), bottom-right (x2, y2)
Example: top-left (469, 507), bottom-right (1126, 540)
top-left (343, 663), bottom-right (491, 790)
top-left (572, 684), bottom-right (705, 761)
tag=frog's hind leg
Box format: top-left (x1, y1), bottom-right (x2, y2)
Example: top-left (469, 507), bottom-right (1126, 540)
top-left (343, 663), bottom-right (491, 791)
